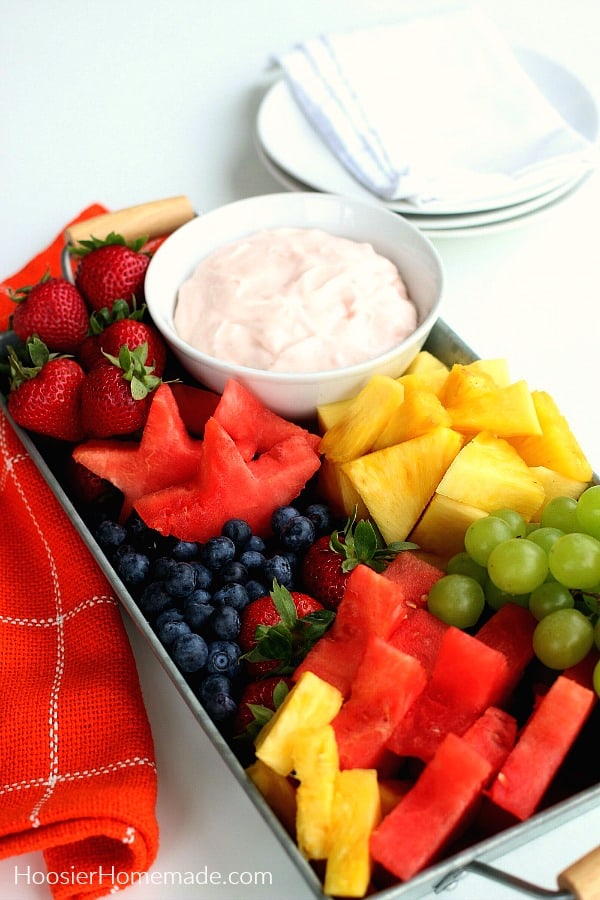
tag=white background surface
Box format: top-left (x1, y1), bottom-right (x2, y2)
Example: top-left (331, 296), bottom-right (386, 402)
top-left (1, 1), bottom-right (600, 899)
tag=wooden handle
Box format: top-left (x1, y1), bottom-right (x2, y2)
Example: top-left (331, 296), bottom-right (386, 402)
top-left (64, 195), bottom-right (195, 246)
top-left (558, 846), bottom-right (600, 899)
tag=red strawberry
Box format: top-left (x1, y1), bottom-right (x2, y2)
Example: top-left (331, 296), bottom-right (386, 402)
top-left (301, 510), bottom-right (419, 610)
top-left (233, 676), bottom-right (293, 739)
top-left (100, 318), bottom-right (167, 376)
top-left (10, 275), bottom-right (89, 353)
top-left (72, 232), bottom-right (150, 314)
top-left (79, 345), bottom-right (161, 438)
top-left (7, 337), bottom-right (85, 442)
top-left (239, 582), bottom-right (333, 678)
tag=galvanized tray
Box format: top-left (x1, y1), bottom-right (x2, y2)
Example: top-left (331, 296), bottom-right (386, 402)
top-left (1, 318), bottom-right (598, 900)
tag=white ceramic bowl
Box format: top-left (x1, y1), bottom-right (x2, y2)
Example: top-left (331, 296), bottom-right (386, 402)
top-left (144, 192), bottom-right (444, 420)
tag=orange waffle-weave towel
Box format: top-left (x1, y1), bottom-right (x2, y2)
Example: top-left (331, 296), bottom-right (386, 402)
top-left (0, 208), bottom-right (159, 899)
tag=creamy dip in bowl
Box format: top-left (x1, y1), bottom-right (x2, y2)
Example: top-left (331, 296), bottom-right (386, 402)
top-left (144, 193), bottom-right (443, 419)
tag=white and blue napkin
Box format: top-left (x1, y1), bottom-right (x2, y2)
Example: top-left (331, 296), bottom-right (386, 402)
top-left (276, 8), bottom-right (597, 205)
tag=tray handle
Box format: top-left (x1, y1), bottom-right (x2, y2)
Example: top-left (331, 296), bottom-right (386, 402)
top-left (63, 195), bottom-right (195, 246)
top-left (557, 846), bottom-right (600, 900)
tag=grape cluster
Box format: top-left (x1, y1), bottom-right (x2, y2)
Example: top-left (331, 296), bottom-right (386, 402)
top-left (428, 485), bottom-right (600, 695)
top-left (92, 501), bottom-right (333, 727)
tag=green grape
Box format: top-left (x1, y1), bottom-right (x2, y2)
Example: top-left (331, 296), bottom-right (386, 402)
top-left (594, 617), bottom-right (600, 652)
top-left (490, 507), bottom-right (528, 538)
top-left (487, 538), bottom-right (548, 595)
top-left (532, 608), bottom-right (594, 670)
top-left (529, 582), bottom-right (574, 621)
top-left (446, 551), bottom-right (487, 586)
top-left (484, 576), bottom-right (530, 611)
top-left (548, 532), bottom-right (600, 589)
top-left (576, 484), bottom-right (600, 541)
top-left (526, 522), bottom-right (541, 536)
top-left (427, 574), bottom-right (485, 629)
top-left (540, 496), bottom-right (580, 533)
top-left (464, 516), bottom-right (513, 567)
top-left (527, 526), bottom-right (564, 554)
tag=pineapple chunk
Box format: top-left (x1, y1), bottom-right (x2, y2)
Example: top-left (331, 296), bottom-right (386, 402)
top-left (324, 768), bottom-right (382, 898)
top-left (372, 388), bottom-right (451, 450)
top-left (410, 493), bottom-right (488, 559)
top-left (440, 363), bottom-right (498, 406)
top-left (255, 671), bottom-right (343, 776)
top-left (397, 366), bottom-right (448, 397)
top-left (317, 396), bottom-right (353, 433)
top-left (293, 725), bottom-right (339, 860)
top-left (319, 375), bottom-right (405, 463)
top-left (318, 458), bottom-right (370, 519)
top-left (464, 357), bottom-right (511, 387)
top-left (509, 391), bottom-right (593, 482)
top-left (446, 380), bottom-right (542, 438)
top-left (246, 759), bottom-right (297, 837)
top-left (404, 350), bottom-right (449, 375)
top-left (530, 465), bottom-right (590, 521)
top-left (436, 432), bottom-right (545, 521)
top-left (342, 427), bottom-right (463, 543)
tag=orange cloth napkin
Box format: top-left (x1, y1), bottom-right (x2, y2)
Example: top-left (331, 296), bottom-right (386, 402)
top-left (0, 207), bottom-right (159, 899)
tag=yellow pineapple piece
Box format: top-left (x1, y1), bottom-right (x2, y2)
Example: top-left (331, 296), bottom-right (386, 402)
top-left (318, 459), bottom-right (370, 519)
top-left (446, 379), bottom-right (542, 438)
top-left (246, 759), bottom-right (297, 837)
top-left (530, 465), bottom-right (591, 521)
top-left (397, 366), bottom-right (448, 397)
top-left (293, 725), bottom-right (339, 860)
top-left (372, 388), bottom-right (451, 450)
top-left (509, 390), bottom-right (593, 482)
top-left (319, 375), bottom-right (405, 463)
top-left (255, 671), bottom-right (343, 776)
top-left (410, 493), bottom-right (488, 559)
top-left (342, 427), bottom-right (463, 543)
top-left (404, 350), bottom-right (449, 375)
top-left (324, 768), bottom-right (382, 898)
top-left (464, 357), bottom-right (511, 387)
top-left (440, 363), bottom-right (498, 407)
top-left (317, 396), bottom-right (353, 433)
top-left (436, 432), bottom-right (545, 520)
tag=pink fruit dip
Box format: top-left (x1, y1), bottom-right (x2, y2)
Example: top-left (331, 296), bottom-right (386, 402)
top-left (173, 227), bottom-right (417, 372)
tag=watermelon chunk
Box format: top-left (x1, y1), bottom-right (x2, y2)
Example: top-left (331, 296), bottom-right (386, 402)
top-left (370, 732), bottom-right (493, 882)
top-left (294, 564), bottom-right (413, 696)
top-left (486, 663), bottom-right (597, 821)
top-left (72, 383), bottom-right (202, 521)
top-left (386, 627), bottom-right (510, 761)
top-left (462, 707), bottom-right (517, 779)
top-left (170, 382), bottom-right (220, 436)
top-left (332, 635), bottom-right (427, 771)
top-left (214, 379), bottom-right (321, 460)
top-left (476, 602), bottom-right (537, 703)
top-left (387, 608), bottom-right (449, 677)
top-left (383, 551), bottom-right (445, 607)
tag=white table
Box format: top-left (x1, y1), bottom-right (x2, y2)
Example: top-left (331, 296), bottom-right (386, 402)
top-left (1, 1), bottom-right (599, 898)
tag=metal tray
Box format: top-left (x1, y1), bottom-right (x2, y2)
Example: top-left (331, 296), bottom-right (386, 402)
top-left (1, 318), bottom-right (598, 900)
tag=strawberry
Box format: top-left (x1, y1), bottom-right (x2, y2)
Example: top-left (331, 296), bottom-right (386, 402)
top-left (10, 274), bottom-right (89, 354)
top-left (71, 232), bottom-right (150, 314)
top-left (6, 337), bottom-right (85, 442)
top-left (239, 581), bottom-right (334, 678)
top-left (100, 318), bottom-right (167, 376)
top-left (233, 676), bottom-right (292, 740)
top-left (79, 344), bottom-right (161, 438)
top-left (301, 509), bottom-right (419, 610)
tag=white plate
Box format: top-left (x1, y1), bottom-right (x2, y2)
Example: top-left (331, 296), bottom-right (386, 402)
top-left (257, 47), bottom-right (598, 216)
top-left (255, 131), bottom-right (592, 236)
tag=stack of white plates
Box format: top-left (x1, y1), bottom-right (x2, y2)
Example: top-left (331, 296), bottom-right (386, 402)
top-left (256, 48), bottom-right (598, 238)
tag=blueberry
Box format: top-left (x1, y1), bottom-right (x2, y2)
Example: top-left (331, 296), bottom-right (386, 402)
top-left (155, 608), bottom-right (185, 628)
top-left (243, 534), bottom-right (266, 554)
top-left (305, 503), bottom-right (332, 536)
top-left (189, 562), bottom-right (213, 591)
top-left (171, 539), bottom-right (200, 561)
top-left (263, 554), bottom-right (293, 588)
top-left (164, 561), bottom-right (197, 599)
top-left (152, 556), bottom-right (176, 581)
top-left (115, 549), bottom-right (150, 588)
top-left (197, 674), bottom-right (237, 722)
top-left (126, 513), bottom-right (162, 553)
top-left (200, 536), bottom-right (236, 571)
top-left (138, 582), bottom-right (173, 618)
top-left (246, 579), bottom-right (268, 601)
top-left (170, 632), bottom-right (209, 673)
top-left (184, 600), bottom-right (214, 631)
top-left (186, 587), bottom-right (213, 606)
top-left (206, 640), bottom-right (241, 678)
top-left (281, 515), bottom-right (316, 553)
top-left (213, 583), bottom-right (250, 611)
top-left (155, 614), bottom-right (191, 648)
top-left (210, 605), bottom-right (241, 641)
top-left (95, 519), bottom-right (127, 553)
top-left (271, 505), bottom-right (301, 536)
top-left (221, 518), bottom-right (252, 548)
top-left (219, 560), bottom-right (249, 585)
top-left (238, 549), bottom-right (265, 573)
